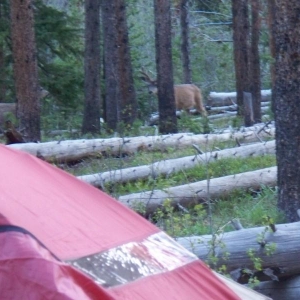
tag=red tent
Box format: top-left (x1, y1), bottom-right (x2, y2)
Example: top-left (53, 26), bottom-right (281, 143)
top-left (0, 144), bottom-right (270, 299)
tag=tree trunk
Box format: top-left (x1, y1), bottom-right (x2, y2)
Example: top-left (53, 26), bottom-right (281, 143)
top-left (243, 92), bottom-right (254, 126)
top-left (0, 3), bottom-right (6, 102)
top-left (102, 1), bottom-right (120, 131)
top-left (118, 167), bottom-right (277, 215)
top-left (180, 0), bottom-right (192, 84)
top-left (10, 0), bottom-right (41, 142)
top-left (115, 0), bottom-right (137, 127)
top-left (79, 140), bottom-right (276, 187)
top-left (250, 0), bottom-right (262, 123)
top-left (154, 0), bottom-right (178, 134)
top-left (272, 1), bottom-right (300, 222)
top-left (231, 0), bottom-right (250, 117)
top-left (101, 0), bottom-right (137, 132)
top-left (266, 0), bottom-right (276, 114)
top-left (8, 125), bottom-right (275, 163)
top-left (82, 0), bottom-right (101, 134)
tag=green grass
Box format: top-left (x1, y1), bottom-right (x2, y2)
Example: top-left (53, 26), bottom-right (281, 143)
top-left (149, 186), bottom-right (284, 238)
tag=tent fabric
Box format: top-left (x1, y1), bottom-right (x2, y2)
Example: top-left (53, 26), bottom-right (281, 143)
top-left (0, 145), bottom-right (159, 260)
top-left (68, 231), bottom-right (199, 288)
top-left (0, 144), bottom-right (270, 299)
top-left (109, 260), bottom-right (241, 300)
top-left (0, 216), bottom-right (113, 300)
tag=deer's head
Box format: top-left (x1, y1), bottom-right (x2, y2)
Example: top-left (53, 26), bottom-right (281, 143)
top-left (140, 70), bottom-right (158, 95)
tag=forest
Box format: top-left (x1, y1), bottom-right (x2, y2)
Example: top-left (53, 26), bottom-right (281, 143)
top-left (2, 0), bottom-right (300, 299)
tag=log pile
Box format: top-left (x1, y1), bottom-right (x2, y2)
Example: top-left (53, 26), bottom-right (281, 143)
top-left (176, 219), bottom-right (300, 299)
top-left (79, 140), bottom-right (276, 188)
top-left (177, 221), bottom-right (300, 282)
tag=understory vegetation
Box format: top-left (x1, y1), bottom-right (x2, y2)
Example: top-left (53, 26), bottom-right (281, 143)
top-left (53, 115), bottom-right (282, 239)
top-left (67, 152), bottom-right (282, 237)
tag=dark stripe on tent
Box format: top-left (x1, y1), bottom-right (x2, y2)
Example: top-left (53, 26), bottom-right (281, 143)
top-left (0, 224), bottom-right (60, 261)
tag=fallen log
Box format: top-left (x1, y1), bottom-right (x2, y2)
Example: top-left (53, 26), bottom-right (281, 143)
top-left (209, 102), bottom-right (271, 112)
top-left (208, 107), bottom-right (269, 120)
top-left (8, 125), bottom-right (275, 163)
top-left (213, 121), bottom-right (274, 135)
top-left (118, 166), bottom-right (277, 215)
top-left (79, 140), bottom-right (275, 188)
top-left (208, 111), bottom-right (238, 120)
top-left (148, 108), bottom-right (270, 124)
top-left (209, 102), bottom-right (270, 113)
top-left (207, 90), bottom-right (272, 107)
top-left (253, 275), bottom-right (300, 300)
top-left (176, 221), bottom-right (300, 283)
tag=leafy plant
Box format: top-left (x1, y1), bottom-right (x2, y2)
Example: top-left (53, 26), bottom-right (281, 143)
top-left (177, 113), bottom-right (212, 134)
top-left (150, 200), bottom-right (208, 237)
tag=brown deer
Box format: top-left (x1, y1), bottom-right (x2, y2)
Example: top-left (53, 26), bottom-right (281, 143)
top-left (140, 71), bottom-right (207, 116)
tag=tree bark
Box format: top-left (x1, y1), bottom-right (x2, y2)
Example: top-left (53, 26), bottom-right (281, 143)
top-left (101, 0), bottom-right (137, 131)
top-left (10, 0), bottom-right (41, 142)
top-left (176, 221), bottom-right (300, 283)
top-left (8, 125), bottom-right (275, 163)
top-left (102, 1), bottom-right (120, 131)
top-left (115, 0), bottom-right (137, 127)
top-left (250, 0), bottom-right (262, 123)
top-left (154, 0), bottom-right (178, 134)
top-left (231, 0), bottom-right (250, 116)
top-left (82, 0), bottom-right (101, 134)
top-left (266, 0), bottom-right (276, 114)
top-left (179, 0), bottom-right (192, 84)
top-left (118, 167), bottom-right (277, 215)
top-left (0, 4), bottom-right (6, 102)
top-left (272, 0), bottom-right (300, 222)
top-left (79, 140), bottom-right (276, 187)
